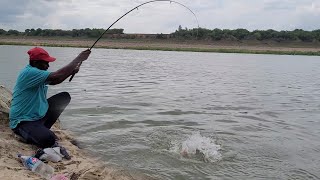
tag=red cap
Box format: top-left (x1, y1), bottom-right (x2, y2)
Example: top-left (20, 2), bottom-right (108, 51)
top-left (27, 47), bottom-right (56, 62)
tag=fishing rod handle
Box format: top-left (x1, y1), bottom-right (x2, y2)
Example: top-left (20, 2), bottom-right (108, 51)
top-left (69, 72), bottom-right (76, 82)
top-left (69, 47), bottom-right (92, 82)
top-left (69, 61), bottom-right (83, 82)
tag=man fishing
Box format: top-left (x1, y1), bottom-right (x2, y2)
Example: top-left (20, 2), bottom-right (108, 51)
top-left (9, 47), bottom-right (91, 151)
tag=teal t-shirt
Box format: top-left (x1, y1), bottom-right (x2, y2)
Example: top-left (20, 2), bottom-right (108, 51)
top-left (9, 65), bottom-right (51, 129)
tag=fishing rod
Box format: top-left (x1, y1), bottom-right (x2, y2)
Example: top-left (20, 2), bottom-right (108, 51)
top-left (69, 0), bottom-right (199, 82)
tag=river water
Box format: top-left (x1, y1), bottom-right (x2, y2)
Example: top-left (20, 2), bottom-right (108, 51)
top-left (1, 45), bottom-right (320, 179)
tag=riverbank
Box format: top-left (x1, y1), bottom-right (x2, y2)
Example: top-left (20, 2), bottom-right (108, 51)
top-left (1, 36), bottom-right (320, 56)
top-left (0, 85), bottom-right (154, 180)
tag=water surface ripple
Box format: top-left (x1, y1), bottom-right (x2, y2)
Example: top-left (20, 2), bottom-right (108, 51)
top-left (1, 46), bottom-right (320, 179)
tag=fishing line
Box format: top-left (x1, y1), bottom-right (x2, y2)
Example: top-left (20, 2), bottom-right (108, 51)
top-left (69, 0), bottom-right (199, 82)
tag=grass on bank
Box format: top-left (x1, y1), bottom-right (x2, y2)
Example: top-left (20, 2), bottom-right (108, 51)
top-left (0, 41), bottom-right (320, 56)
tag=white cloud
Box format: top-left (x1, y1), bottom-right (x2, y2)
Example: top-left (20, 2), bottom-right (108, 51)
top-left (1, 0), bottom-right (320, 33)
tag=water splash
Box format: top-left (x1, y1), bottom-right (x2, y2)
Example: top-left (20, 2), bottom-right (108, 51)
top-left (170, 132), bottom-right (222, 162)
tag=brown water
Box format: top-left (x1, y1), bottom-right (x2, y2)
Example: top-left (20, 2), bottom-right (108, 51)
top-left (1, 45), bottom-right (320, 179)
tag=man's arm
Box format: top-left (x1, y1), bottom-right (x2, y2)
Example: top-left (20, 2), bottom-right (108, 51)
top-left (46, 49), bottom-right (91, 85)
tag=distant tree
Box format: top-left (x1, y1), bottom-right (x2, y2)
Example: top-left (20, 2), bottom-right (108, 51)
top-left (0, 29), bottom-right (6, 35)
top-left (7, 29), bottom-right (20, 35)
top-left (88, 28), bottom-right (104, 38)
top-left (196, 28), bottom-right (212, 39)
top-left (258, 29), bottom-right (274, 40)
top-left (222, 29), bottom-right (236, 40)
top-left (106, 28), bottom-right (124, 34)
top-left (28, 28), bottom-right (36, 36)
top-left (232, 28), bottom-right (250, 40)
top-left (312, 30), bottom-right (320, 41)
top-left (34, 28), bottom-right (42, 36)
top-left (293, 29), bottom-right (314, 42)
top-left (2, 27), bottom-right (320, 42)
top-left (253, 31), bottom-right (262, 40)
top-left (210, 28), bottom-right (223, 40)
top-left (71, 29), bottom-right (80, 37)
top-left (24, 29), bottom-right (31, 35)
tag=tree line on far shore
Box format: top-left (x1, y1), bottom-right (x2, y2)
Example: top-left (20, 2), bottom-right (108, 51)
top-left (1, 26), bottom-right (320, 42)
top-left (0, 28), bottom-right (125, 38)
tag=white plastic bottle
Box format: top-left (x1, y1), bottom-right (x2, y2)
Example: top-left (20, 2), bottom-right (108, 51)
top-left (18, 154), bottom-right (54, 179)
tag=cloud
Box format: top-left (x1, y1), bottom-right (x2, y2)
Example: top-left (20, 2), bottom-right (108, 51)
top-left (0, 0), bottom-right (30, 23)
top-left (0, 0), bottom-right (319, 33)
top-left (195, 0), bottom-right (320, 31)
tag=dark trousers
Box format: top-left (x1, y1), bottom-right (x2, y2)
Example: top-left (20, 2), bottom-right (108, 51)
top-left (13, 92), bottom-right (71, 148)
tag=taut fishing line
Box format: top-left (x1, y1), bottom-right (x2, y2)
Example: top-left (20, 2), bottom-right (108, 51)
top-left (69, 0), bottom-right (199, 82)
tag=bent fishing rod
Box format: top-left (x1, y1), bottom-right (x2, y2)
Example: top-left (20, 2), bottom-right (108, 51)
top-left (69, 0), bottom-right (199, 82)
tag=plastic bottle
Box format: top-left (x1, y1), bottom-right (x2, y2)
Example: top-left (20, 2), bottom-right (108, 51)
top-left (18, 154), bottom-right (54, 179)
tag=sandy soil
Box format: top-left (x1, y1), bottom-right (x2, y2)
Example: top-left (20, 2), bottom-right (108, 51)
top-left (0, 85), bottom-right (155, 180)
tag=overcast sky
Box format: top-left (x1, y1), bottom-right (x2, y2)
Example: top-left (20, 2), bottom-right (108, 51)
top-left (1, 0), bottom-right (320, 33)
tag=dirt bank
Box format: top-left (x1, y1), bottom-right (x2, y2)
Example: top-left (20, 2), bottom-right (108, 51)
top-left (1, 36), bottom-right (320, 55)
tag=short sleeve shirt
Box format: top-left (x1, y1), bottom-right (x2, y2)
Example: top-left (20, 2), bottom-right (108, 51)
top-left (9, 65), bottom-right (51, 129)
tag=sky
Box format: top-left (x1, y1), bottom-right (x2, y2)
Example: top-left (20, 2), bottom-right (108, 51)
top-left (0, 0), bottom-right (320, 34)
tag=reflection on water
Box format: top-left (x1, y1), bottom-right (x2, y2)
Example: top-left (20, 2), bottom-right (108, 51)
top-left (1, 45), bottom-right (320, 179)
